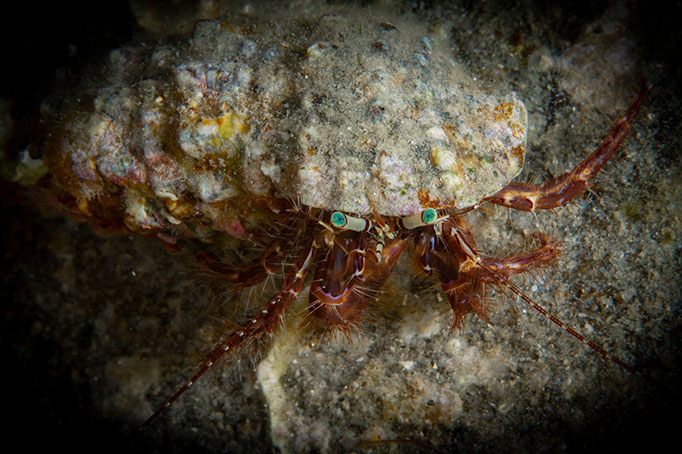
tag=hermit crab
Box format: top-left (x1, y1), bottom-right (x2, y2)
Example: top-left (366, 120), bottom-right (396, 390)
top-left (15, 7), bottom-right (644, 428)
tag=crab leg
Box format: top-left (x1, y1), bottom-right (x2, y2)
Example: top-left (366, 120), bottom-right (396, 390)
top-left (484, 86), bottom-right (645, 212)
top-left (416, 218), bottom-right (561, 329)
top-left (446, 225), bottom-right (635, 371)
top-left (460, 235), bottom-right (561, 283)
top-left (140, 236), bottom-right (319, 429)
top-left (414, 218), bottom-right (481, 328)
top-left (194, 240), bottom-right (285, 289)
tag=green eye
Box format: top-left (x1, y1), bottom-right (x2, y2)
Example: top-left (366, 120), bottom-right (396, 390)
top-left (422, 208), bottom-right (437, 225)
top-left (331, 212), bottom-right (347, 228)
top-left (401, 208), bottom-right (439, 230)
top-left (330, 211), bottom-right (369, 232)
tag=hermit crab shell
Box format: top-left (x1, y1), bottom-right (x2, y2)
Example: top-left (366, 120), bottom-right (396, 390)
top-left (43, 9), bottom-right (526, 238)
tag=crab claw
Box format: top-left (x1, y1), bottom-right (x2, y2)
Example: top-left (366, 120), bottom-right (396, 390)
top-left (309, 234), bottom-right (406, 335)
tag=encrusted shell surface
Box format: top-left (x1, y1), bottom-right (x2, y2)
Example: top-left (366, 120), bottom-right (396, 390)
top-left (43, 8), bottom-right (526, 237)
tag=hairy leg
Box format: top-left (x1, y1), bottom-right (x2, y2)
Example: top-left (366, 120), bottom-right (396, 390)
top-left (140, 236), bottom-right (320, 429)
top-left (194, 240), bottom-right (285, 289)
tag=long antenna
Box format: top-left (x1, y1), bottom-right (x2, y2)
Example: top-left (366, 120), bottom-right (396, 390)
top-left (484, 262), bottom-right (636, 373)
